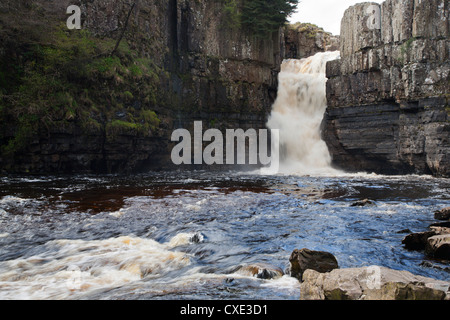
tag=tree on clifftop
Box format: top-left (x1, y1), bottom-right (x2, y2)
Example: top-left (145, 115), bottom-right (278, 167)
top-left (242, 0), bottom-right (299, 36)
top-left (223, 0), bottom-right (300, 38)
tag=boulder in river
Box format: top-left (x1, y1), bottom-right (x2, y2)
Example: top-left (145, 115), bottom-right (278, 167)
top-left (402, 220), bottom-right (450, 252)
top-left (425, 234), bottom-right (450, 260)
top-left (289, 249), bottom-right (339, 282)
top-left (350, 199), bottom-right (376, 207)
top-left (300, 266), bottom-right (450, 300)
top-left (402, 231), bottom-right (436, 250)
top-left (435, 207), bottom-right (450, 221)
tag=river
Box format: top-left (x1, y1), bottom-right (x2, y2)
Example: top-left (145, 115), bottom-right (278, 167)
top-left (0, 171), bottom-right (448, 299)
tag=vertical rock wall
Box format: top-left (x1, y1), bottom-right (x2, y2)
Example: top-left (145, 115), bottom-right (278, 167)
top-left (80, 0), bottom-right (283, 127)
top-left (323, 0), bottom-right (449, 177)
top-left (0, 0), bottom-right (284, 173)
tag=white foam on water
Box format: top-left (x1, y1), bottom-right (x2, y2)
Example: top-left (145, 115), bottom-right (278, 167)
top-left (166, 232), bottom-right (204, 247)
top-left (109, 207), bottom-right (130, 218)
top-left (0, 235), bottom-right (192, 300)
top-left (263, 52), bottom-right (449, 180)
top-left (0, 196), bottom-right (33, 205)
top-left (260, 275), bottom-right (300, 291)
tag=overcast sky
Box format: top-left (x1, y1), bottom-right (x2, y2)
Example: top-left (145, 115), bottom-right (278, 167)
top-left (289, 0), bottom-right (385, 35)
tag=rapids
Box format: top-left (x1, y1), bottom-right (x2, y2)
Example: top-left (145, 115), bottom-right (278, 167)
top-left (0, 172), bottom-right (448, 299)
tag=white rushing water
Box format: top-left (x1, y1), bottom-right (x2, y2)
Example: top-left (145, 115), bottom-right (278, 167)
top-left (267, 51), bottom-right (341, 175)
top-left (0, 173), bottom-right (449, 300)
top-left (0, 235), bottom-right (193, 299)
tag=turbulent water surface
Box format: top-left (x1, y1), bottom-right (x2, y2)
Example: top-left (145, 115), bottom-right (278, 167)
top-left (0, 171), bottom-right (449, 300)
top-left (267, 52), bottom-right (341, 175)
top-left (1, 52), bottom-right (448, 300)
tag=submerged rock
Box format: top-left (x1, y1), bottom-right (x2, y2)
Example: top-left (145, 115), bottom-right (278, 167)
top-left (300, 266), bottom-right (450, 300)
top-left (420, 261), bottom-right (450, 272)
top-left (351, 199), bottom-right (376, 207)
top-left (289, 249), bottom-right (339, 282)
top-left (231, 263), bottom-right (284, 280)
top-left (189, 232), bottom-right (205, 244)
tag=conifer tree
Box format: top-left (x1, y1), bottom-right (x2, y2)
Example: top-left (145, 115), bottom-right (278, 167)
top-left (240, 0), bottom-right (299, 37)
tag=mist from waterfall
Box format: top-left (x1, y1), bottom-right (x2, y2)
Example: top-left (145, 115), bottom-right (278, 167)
top-left (266, 51), bottom-right (341, 175)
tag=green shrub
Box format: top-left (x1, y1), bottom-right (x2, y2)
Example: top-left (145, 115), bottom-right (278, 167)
top-left (106, 120), bottom-right (139, 139)
top-left (0, 21), bottom-right (164, 157)
top-left (123, 91), bottom-right (134, 101)
top-left (140, 110), bottom-right (160, 130)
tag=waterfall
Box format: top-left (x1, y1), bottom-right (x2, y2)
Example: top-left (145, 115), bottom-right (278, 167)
top-left (267, 51), bottom-right (341, 175)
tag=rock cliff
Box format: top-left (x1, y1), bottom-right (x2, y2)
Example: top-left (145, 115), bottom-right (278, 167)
top-left (0, 0), bottom-right (284, 173)
top-left (284, 23), bottom-right (339, 59)
top-left (323, 0), bottom-right (449, 177)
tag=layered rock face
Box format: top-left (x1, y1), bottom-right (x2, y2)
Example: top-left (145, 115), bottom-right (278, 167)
top-left (0, 0), bottom-right (283, 173)
top-left (85, 0), bottom-right (284, 171)
top-left (323, 0), bottom-right (449, 177)
top-left (284, 23), bottom-right (340, 59)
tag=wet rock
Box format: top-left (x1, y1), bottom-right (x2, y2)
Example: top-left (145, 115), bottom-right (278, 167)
top-left (435, 207), bottom-right (450, 221)
top-left (430, 226), bottom-right (450, 236)
top-left (420, 261), bottom-right (450, 272)
top-left (402, 231), bottom-right (436, 250)
top-left (284, 23), bottom-right (339, 59)
top-left (289, 249), bottom-right (339, 282)
top-left (189, 232), bottom-right (205, 244)
top-left (351, 199), bottom-right (376, 207)
top-left (430, 221), bottom-right (450, 229)
top-left (300, 266), bottom-right (450, 300)
top-left (397, 229), bottom-right (412, 234)
top-left (402, 221), bottom-right (450, 259)
top-left (232, 263), bottom-right (284, 280)
top-left (115, 111), bottom-right (126, 119)
top-left (425, 235), bottom-right (450, 260)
